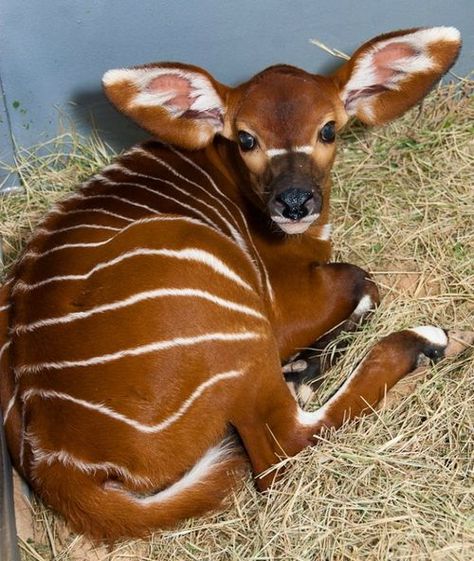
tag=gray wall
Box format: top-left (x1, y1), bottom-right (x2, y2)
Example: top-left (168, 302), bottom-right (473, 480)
top-left (0, 0), bottom-right (472, 188)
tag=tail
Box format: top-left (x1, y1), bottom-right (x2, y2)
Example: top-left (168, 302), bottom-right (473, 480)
top-left (30, 436), bottom-right (246, 542)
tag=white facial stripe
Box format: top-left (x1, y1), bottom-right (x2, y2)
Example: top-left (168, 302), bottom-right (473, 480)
top-left (0, 304), bottom-right (11, 313)
top-left (23, 369), bottom-right (243, 433)
top-left (15, 288), bottom-right (265, 333)
top-left (266, 145), bottom-right (314, 158)
top-left (266, 148), bottom-right (288, 158)
top-left (16, 332), bottom-right (262, 375)
top-left (294, 145), bottom-right (314, 154)
top-left (14, 246), bottom-right (253, 293)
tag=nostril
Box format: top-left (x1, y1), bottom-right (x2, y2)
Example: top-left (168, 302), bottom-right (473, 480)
top-left (276, 188), bottom-right (313, 208)
top-left (300, 191), bottom-right (313, 205)
top-left (282, 206), bottom-right (309, 220)
top-left (276, 188), bottom-right (313, 220)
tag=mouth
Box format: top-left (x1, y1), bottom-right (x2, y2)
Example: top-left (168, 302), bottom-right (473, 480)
top-left (271, 214), bottom-right (319, 235)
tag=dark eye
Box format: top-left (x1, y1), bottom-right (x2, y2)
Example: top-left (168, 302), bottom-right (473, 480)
top-left (319, 121), bottom-right (336, 143)
top-left (238, 130), bottom-right (257, 151)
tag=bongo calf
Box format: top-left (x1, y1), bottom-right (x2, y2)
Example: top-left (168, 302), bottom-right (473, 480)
top-left (0, 27), bottom-right (471, 541)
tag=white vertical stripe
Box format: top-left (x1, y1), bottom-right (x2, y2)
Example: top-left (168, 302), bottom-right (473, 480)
top-left (169, 147), bottom-right (275, 302)
top-left (16, 331), bottom-right (261, 375)
top-left (15, 288), bottom-right (265, 333)
top-left (110, 161), bottom-right (250, 255)
top-left (19, 400), bottom-right (26, 469)
top-left (96, 175), bottom-right (221, 232)
top-left (49, 207), bottom-right (134, 223)
top-left (76, 193), bottom-right (160, 215)
top-left (22, 238), bottom-right (121, 259)
top-left (316, 223), bottom-right (332, 241)
top-left (0, 341), bottom-right (10, 361)
top-left (20, 212), bottom-right (243, 264)
top-left (29, 441), bottom-right (152, 487)
top-left (128, 148), bottom-right (244, 233)
top-left (2, 385), bottom-right (18, 425)
top-left (23, 369), bottom-right (243, 433)
top-left (13, 245), bottom-right (253, 293)
top-left (35, 224), bottom-right (122, 236)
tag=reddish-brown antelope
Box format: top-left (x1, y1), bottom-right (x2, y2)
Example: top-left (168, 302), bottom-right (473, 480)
top-left (0, 27), bottom-right (471, 542)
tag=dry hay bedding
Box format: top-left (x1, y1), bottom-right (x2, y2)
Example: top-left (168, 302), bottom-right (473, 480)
top-left (1, 80), bottom-right (473, 561)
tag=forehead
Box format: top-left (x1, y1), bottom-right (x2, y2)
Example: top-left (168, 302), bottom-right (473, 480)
top-left (234, 66), bottom-right (337, 144)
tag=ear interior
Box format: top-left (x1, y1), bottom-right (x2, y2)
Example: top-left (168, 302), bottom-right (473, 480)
top-left (133, 69), bottom-right (225, 127)
top-left (337, 27), bottom-right (461, 124)
top-left (103, 65), bottom-right (227, 149)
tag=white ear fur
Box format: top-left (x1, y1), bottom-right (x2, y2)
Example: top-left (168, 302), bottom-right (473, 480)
top-left (341, 26), bottom-right (461, 118)
top-left (103, 66), bottom-right (224, 127)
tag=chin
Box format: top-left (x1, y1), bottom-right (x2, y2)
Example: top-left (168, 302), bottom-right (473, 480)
top-left (271, 216), bottom-right (316, 235)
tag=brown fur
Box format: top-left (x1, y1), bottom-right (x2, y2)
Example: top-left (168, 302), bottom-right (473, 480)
top-left (0, 28), bottom-right (463, 542)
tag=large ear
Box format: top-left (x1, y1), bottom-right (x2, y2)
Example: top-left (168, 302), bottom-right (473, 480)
top-left (332, 27), bottom-right (461, 125)
top-left (102, 63), bottom-right (229, 149)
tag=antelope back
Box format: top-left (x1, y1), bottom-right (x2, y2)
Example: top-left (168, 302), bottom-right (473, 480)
top-left (6, 143), bottom-right (277, 489)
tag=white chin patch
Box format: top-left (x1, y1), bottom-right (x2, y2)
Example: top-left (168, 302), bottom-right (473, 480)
top-left (276, 221), bottom-right (312, 235)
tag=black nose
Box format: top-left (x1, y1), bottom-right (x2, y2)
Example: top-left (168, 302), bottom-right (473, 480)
top-left (276, 188), bottom-right (313, 220)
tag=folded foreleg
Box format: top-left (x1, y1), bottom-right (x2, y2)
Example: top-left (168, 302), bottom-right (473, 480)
top-left (297, 327), bottom-right (473, 435)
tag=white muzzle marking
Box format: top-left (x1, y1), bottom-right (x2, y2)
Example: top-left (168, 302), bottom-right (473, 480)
top-left (271, 214), bottom-right (318, 235)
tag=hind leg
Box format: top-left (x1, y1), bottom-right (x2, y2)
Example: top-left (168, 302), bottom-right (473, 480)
top-left (233, 327), bottom-right (473, 491)
top-left (31, 434), bottom-right (248, 542)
